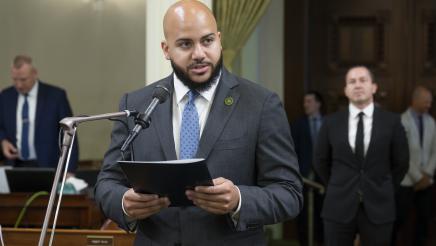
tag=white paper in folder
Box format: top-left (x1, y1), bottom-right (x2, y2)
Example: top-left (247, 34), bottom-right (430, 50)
top-left (0, 166), bottom-right (11, 194)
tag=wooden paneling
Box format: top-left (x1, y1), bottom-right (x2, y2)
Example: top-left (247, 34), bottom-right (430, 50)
top-left (284, 0), bottom-right (436, 116)
top-left (2, 228), bottom-right (134, 246)
top-left (328, 14), bottom-right (388, 70)
top-left (0, 193), bottom-right (104, 229)
top-left (284, 0), bottom-right (306, 121)
top-left (414, 0), bottom-right (436, 116)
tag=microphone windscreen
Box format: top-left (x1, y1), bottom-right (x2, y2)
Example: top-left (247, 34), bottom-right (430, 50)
top-left (153, 85), bottom-right (171, 103)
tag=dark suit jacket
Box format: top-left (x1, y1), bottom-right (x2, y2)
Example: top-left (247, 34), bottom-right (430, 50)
top-left (95, 69), bottom-right (303, 246)
top-left (314, 107), bottom-right (408, 224)
top-left (0, 81), bottom-right (78, 171)
top-left (291, 116), bottom-right (318, 177)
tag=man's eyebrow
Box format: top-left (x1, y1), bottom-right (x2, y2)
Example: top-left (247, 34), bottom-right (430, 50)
top-left (201, 33), bottom-right (215, 39)
top-left (175, 33), bottom-right (215, 43)
top-left (175, 38), bottom-right (192, 43)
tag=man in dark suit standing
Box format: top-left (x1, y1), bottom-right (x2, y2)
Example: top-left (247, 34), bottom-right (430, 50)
top-left (291, 90), bottom-right (324, 245)
top-left (0, 55), bottom-right (78, 171)
top-left (95, 1), bottom-right (302, 245)
top-left (314, 66), bottom-right (409, 245)
top-left (291, 91), bottom-right (323, 177)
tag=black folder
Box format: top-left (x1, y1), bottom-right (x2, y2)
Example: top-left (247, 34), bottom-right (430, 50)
top-left (118, 158), bottom-right (213, 206)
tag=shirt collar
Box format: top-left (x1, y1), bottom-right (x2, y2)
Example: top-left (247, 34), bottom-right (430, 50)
top-left (309, 112), bottom-right (322, 120)
top-left (409, 107), bottom-right (425, 118)
top-left (349, 102), bottom-right (374, 118)
top-left (173, 72), bottom-right (221, 104)
top-left (22, 80), bottom-right (39, 98)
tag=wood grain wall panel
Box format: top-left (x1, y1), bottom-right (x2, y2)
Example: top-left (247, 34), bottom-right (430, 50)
top-left (285, 0), bottom-right (417, 115)
top-left (413, 1), bottom-right (436, 115)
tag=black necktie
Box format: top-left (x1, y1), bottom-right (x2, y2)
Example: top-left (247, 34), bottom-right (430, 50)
top-left (418, 115), bottom-right (424, 147)
top-left (355, 112), bottom-right (364, 161)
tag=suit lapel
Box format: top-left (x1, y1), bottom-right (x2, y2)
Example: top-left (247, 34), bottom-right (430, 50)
top-left (196, 69), bottom-right (240, 159)
top-left (303, 117), bottom-right (311, 145)
top-left (35, 82), bottom-right (46, 143)
top-left (152, 77), bottom-right (177, 160)
top-left (8, 90), bottom-right (19, 143)
top-left (340, 110), bottom-right (354, 156)
top-left (365, 107), bottom-right (379, 163)
top-left (423, 114), bottom-right (433, 149)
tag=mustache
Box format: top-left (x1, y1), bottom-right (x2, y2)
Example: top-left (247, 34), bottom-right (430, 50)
top-left (188, 61), bottom-right (212, 69)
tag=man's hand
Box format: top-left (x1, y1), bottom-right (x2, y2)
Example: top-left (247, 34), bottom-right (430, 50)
top-left (122, 189), bottom-right (170, 220)
top-left (1, 139), bottom-right (18, 160)
top-left (414, 174), bottom-right (432, 191)
top-left (186, 177), bottom-right (239, 215)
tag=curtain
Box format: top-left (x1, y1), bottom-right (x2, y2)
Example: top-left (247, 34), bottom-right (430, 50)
top-left (213, 0), bottom-right (272, 70)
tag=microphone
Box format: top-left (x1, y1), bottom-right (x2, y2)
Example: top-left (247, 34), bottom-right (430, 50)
top-left (120, 85), bottom-right (170, 153)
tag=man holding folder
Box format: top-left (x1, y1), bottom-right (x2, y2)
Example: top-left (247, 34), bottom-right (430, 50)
top-left (95, 1), bottom-right (302, 245)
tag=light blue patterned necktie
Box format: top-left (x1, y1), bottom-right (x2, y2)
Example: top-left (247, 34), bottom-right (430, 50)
top-left (180, 90), bottom-right (200, 159)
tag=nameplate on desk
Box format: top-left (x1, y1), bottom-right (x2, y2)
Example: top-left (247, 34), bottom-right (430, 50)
top-left (86, 235), bottom-right (114, 246)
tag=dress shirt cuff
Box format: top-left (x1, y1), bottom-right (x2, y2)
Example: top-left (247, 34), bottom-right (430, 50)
top-left (423, 166), bottom-right (436, 178)
top-left (121, 192), bottom-right (137, 231)
top-left (410, 167), bottom-right (423, 183)
top-left (230, 186), bottom-right (242, 226)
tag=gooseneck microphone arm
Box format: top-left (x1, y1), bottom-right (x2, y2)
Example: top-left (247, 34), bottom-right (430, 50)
top-left (120, 85), bottom-right (170, 153)
top-left (38, 109), bottom-right (137, 246)
top-left (60, 110), bottom-right (138, 134)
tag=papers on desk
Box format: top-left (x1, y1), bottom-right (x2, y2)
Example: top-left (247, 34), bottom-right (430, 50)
top-left (118, 158), bottom-right (213, 206)
top-left (0, 224), bottom-right (4, 246)
top-left (0, 166), bottom-right (12, 194)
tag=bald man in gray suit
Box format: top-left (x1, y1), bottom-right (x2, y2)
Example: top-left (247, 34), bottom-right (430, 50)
top-left (94, 1), bottom-right (302, 245)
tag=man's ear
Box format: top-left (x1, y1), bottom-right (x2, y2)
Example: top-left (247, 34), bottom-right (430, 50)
top-left (217, 31), bottom-right (222, 51)
top-left (372, 83), bottom-right (378, 94)
top-left (161, 41), bottom-right (170, 60)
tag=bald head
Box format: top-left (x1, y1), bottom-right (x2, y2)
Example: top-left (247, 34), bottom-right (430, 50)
top-left (161, 0), bottom-right (222, 86)
top-left (411, 86), bottom-right (432, 114)
top-left (163, 0), bottom-right (217, 39)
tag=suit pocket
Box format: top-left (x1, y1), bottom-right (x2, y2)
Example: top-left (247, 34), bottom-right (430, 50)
top-left (214, 137), bottom-right (248, 150)
top-left (221, 229), bottom-right (266, 246)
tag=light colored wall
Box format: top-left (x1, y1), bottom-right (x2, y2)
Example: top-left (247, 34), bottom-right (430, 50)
top-left (145, 0), bottom-right (212, 85)
top-left (0, 0), bottom-right (146, 160)
top-left (0, 0), bottom-right (282, 162)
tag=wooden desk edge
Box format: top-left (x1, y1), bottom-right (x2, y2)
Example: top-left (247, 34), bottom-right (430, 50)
top-left (2, 227), bottom-right (133, 235)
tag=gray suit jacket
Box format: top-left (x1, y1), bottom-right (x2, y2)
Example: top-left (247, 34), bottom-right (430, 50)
top-left (95, 69), bottom-right (303, 246)
top-left (401, 108), bottom-right (436, 186)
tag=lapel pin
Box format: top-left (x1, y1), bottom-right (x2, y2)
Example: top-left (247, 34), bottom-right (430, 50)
top-left (224, 96), bottom-right (233, 106)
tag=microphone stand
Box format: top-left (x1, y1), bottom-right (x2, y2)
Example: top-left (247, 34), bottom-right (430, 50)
top-left (38, 127), bottom-right (75, 246)
top-left (38, 110), bottom-right (136, 246)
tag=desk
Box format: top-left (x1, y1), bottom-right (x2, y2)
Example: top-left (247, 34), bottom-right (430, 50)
top-left (0, 193), bottom-right (104, 228)
top-left (2, 228), bottom-right (135, 246)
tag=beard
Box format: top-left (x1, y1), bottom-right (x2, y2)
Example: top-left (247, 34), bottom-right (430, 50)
top-left (170, 54), bottom-right (223, 92)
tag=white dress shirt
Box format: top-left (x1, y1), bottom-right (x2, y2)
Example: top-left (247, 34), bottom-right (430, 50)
top-left (172, 74), bottom-right (220, 159)
top-left (16, 81), bottom-right (38, 160)
top-left (348, 103), bottom-right (374, 156)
